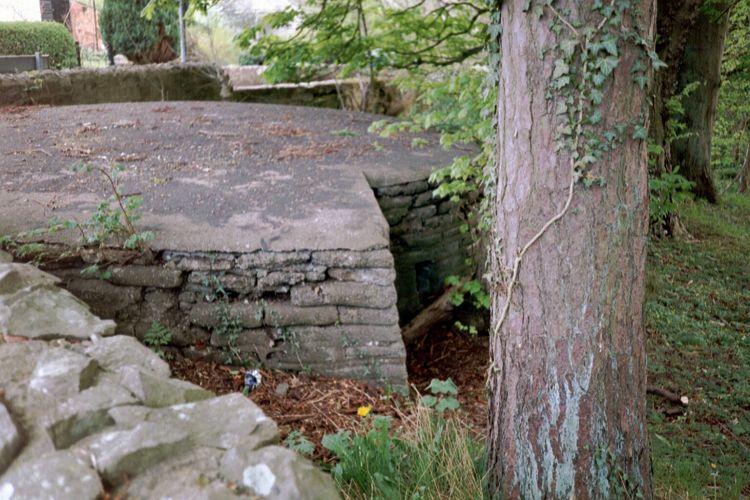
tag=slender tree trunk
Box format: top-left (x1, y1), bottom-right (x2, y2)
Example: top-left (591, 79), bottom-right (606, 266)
top-left (671, 3), bottom-right (732, 203)
top-left (739, 139), bottom-right (750, 194)
top-left (178, 0), bottom-right (188, 64)
top-left (488, 1), bottom-right (654, 498)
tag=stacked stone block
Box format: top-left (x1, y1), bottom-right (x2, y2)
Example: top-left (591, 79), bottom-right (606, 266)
top-left (45, 178), bottom-right (476, 385)
top-left (52, 247), bottom-right (407, 386)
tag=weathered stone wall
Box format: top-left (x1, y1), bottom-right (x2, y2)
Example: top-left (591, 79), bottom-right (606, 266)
top-left (374, 180), bottom-right (474, 322)
top-left (0, 253), bottom-right (340, 499)
top-left (50, 247), bottom-right (407, 386)
top-left (0, 62), bottom-right (225, 106)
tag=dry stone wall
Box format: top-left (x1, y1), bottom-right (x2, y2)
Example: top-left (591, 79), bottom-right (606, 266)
top-left (231, 78), bottom-right (411, 116)
top-left (0, 62), bottom-right (408, 114)
top-left (37, 180), bottom-right (476, 386)
top-left (374, 181), bottom-right (474, 322)
top-left (0, 252), bottom-right (340, 499)
top-left (51, 247), bottom-right (408, 386)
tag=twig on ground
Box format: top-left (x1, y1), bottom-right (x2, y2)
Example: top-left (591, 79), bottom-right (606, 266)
top-left (647, 385), bottom-right (689, 406)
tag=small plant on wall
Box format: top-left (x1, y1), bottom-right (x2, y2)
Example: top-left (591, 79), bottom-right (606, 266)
top-left (54, 163), bottom-right (154, 250)
top-left (144, 320), bottom-right (172, 359)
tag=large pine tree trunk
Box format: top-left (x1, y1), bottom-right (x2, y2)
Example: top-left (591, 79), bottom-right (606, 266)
top-left (671, 4), bottom-right (732, 203)
top-left (488, 1), bottom-right (654, 497)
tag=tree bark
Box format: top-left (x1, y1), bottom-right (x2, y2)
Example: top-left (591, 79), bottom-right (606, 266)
top-left (671, 3), bottom-right (732, 203)
top-left (488, 2), bottom-right (654, 498)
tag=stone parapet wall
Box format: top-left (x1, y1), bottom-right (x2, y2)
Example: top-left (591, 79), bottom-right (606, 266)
top-left (0, 62), bottom-right (225, 106)
top-left (26, 179), bottom-right (476, 385)
top-left (374, 180), bottom-right (474, 322)
top-left (0, 62), bottom-right (412, 115)
top-left (51, 247), bottom-right (407, 386)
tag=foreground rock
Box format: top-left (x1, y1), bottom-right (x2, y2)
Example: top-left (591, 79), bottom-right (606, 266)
top-left (0, 262), bottom-right (115, 340)
top-left (0, 259), bottom-right (340, 499)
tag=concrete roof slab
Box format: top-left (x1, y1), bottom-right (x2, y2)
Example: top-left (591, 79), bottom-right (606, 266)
top-left (0, 102), bottom-right (466, 254)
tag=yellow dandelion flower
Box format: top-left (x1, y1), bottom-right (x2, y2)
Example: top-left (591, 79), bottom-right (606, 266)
top-left (357, 405), bottom-right (372, 417)
top-left (710, 463), bottom-right (717, 470)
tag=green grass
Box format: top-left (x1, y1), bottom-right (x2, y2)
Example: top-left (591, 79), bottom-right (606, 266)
top-left (324, 406), bottom-right (487, 500)
top-left (647, 194), bottom-right (750, 499)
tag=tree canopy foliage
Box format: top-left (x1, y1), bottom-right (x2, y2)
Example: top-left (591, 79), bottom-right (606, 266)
top-left (236, 0), bottom-right (487, 83)
top-left (713, 0), bottom-right (750, 183)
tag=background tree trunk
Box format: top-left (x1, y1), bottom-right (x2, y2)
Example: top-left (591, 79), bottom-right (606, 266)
top-left (488, 1), bottom-right (654, 497)
top-left (671, 3), bottom-right (732, 203)
top-left (648, 0), bottom-right (703, 235)
top-left (648, 0), bottom-right (703, 175)
top-left (739, 139), bottom-right (750, 193)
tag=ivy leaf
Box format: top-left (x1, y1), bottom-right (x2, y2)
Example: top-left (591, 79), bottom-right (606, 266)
top-left (553, 59), bottom-right (570, 79)
top-left (600, 35), bottom-right (619, 56)
top-left (597, 56), bottom-right (619, 76)
top-left (560, 39), bottom-right (578, 59)
top-left (582, 154), bottom-right (597, 165)
top-left (632, 125), bottom-right (648, 140)
top-left (631, 59), bottom-right (647, 73)
top-left (634, 74), bottom-right (649, 89)
top-left (553, 75), bottom-right (571, 89)
top-left (648, 50), bottom-right (668, 71)
top-left (557, 123), bottom-right (574, 136)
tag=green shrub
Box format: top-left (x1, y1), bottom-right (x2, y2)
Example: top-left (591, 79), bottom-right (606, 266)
top-left (649, 168), bottom-right (695, 227)
top-left (100, 0), bottom-right (179, 64)
top-left (0, 21), bottom-right (78, 69)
